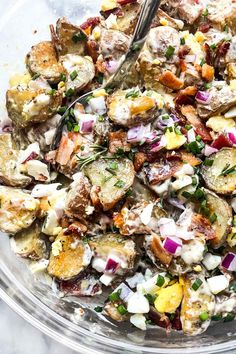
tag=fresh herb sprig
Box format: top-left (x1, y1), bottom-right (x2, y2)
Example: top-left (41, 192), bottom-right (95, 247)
top-left (77, 145), bottom-right (108, 169)
top-left (220, 163), bottom-right (236, 176)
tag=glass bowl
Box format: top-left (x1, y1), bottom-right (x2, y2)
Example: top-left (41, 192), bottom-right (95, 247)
top-left (0, 1), bottom-right (236, 353)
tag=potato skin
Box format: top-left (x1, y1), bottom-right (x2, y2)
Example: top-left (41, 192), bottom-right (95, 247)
top-left (201, 148), bottom-right (236, 194)
top-left (203, 188), bottom-right (232, 249)
top-left (0, 186), bottom-right (39, 234)
top-left (55, 18), bottom-right (86, 55)
top-left (0, 134), bottom-right (31, 187)
top-left (26, 41), bottom-right (64, 84)
top-left (6, 88), bottom-right (62, 128)
top-left (12, 222), bottom-right (46, 260)
top-left (48, 233), bottom-right (92, 280)
top-left (84, 158), bottom-right (135, 211)
top-left (181, 274), bottom-right (215, 335)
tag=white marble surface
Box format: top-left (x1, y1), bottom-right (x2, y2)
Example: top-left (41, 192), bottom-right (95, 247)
top-left (0, 300), bottom-right (76, 354)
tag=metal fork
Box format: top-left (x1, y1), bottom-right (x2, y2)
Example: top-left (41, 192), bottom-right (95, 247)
top-left (51, 0), bottom-right (161, 150)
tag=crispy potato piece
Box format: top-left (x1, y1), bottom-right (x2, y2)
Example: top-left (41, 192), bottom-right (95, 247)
top-left (89, 233), bottom-right (136, 270)
top-left (190, 214), bottom-right (215, 240)
top-left (181, 105), bottom-right (212, 142)
top-left (0, 134), bottom-right (31, 187)
top-left (107, 89), bottom-right (157, 128)
top-left (201, 63), bottom-right (215, 82)
top-left (108, 130), bottom-right (131, 154)
top-left (203, 188), bottom-right (232, 248)
top-left (60, 54), bottom-right (95, 92)
top-left (65, 172), bottom-right (92, 220)
top-left (99, 29), bottom-right (130, 60)
top-left (133, 152), bottom-right (147, 172)
top-left (48, 232), bottom-right (92, 280)
top-left (116, 2), bottom-right (140, 35)
top-left (181, 274), bottom-right (215, 335)
top-left (159, 71), bottom-right (184, 90)
top-left (6, 88), bottom-right (62, 128)
top-left (151, 234), bottom-right (173, 267)
top-left (201, 148), bottom-right (236, 194)
top-left (0, 186), bottom-right (39, 234)
top-left (54, 18), bottom-right (86, 55)
top-left (11, 222), bottom-right (46, 260)
top-left (179, 150), bottom-right (202, 167)
top-left (84, 158), bottom-right (135, 211)
top-left (26, 41), bottom-right (64, 84)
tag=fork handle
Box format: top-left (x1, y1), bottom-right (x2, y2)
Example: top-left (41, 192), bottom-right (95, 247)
top-left (105, 0), bottom-right (161, 90)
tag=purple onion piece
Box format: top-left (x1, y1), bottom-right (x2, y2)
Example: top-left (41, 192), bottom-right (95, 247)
top-left (195, 91), bottom-right (211, 105)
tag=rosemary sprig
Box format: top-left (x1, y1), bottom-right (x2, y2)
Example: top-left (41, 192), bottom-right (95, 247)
top-left (219, 163), bottom-right (236, 176)
top-left (77, 145), bottom-right (107, 169)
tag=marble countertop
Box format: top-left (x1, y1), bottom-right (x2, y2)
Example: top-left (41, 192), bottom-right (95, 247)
top-left (0, 300), bottom-right (76, 354)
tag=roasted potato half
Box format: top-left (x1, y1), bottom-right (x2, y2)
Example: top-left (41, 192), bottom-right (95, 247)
top-left (181, 274), bottom-right (215, 335)
top-left (11, 222), bottom-right (46, 260)
top-left (26, 41), bottom-right (64, 84)
top-left (60, 54), bottom-right (95, 92)
top-left (6, 88), bottom-right (62, 128)
top-left (201, 148), bottom-right (236, 194)
top-left (84, 158), bottom-right (135, 210)
top-left (0, 186), bottom-right (39, 234)
top-left (115, 2), bottom-right (140, 35)
top-left (54, 18), bottom-right (86, 55)
top-left (0, 134), bottom-right (31, 187)
top-left (99, 29), bottom-right (130, 60)
top-left (89, 233), bottom-right (136, 271)
top-left (47, 232), bottom-right (92, 280)
top-left (203, 188), bottom-right (232, 248)
top-left (107, 89), bottom-right (157, 127)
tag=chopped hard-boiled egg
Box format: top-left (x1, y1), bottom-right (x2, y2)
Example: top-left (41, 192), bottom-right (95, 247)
top-left (207, 275), bottom-right (229, 294)
top-left (165, 130), bottom-right (187, 150)
top-left (130, 314), bottom-right (147, 330)
top-left (202, 253), bottom-right (221, 271)
top-left (9, 72), bottom-right (31, 87)
top-left (127, 292), bottom-right (150, 314)
top-left (154, 282), bottom-right (183, 313)
top-left (101, 0), bottom-right (117, 12)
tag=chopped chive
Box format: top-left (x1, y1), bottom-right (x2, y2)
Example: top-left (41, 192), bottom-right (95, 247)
top-left (210, 43), bottom-right (217, 49)
top-left (192, 176), bottom-right (198, 186)
top-left (223, 313), bottom-right (235, 322)
top-left (204, 82), bottom-right (212, 90)
top-left (174, 127), bottom-right (182, 135)
top-left (199, 312), bottom-right (209, 322)
top-left (72, 29), bottom-right (87, 43)
top-left (117, 304), bottom-right (128, 315)
top-left (200, 58), bottom-right (206, 66)
top-left (220, 163), bottom-right (236, 176)
top-left (230, 284), bottom-right (236, 293)
top-left (60, 73), bottom-right (67, 82)
top-left (180, 38), bottom-right (185, 45)
top-left (202, 8), bottom-right (209, 17)
top-left (125, 89), bottom-right (140, 99)
top-left (211, 314), bottom-right (222, 321)
top-left (70, 70), bottom-right (78, 81)
top-left (58, 106), bottom-right (67, 115)
top-left (108, 290), bottom-right (121, 302)
top-left (192, 278), bottom-right (203, 291)
top-left (203, 159), bottom-right (213, 166)
top-left (105, 167), bottom-right (117, 175)
top-left (65, 88), bottom-right (75, 97)
top-left (131, 43), bottom-right (141, 52)
top-left (73, 125), bottom-right (80, 132)
top-left (80, 145), bottom-right (85, 151)
top-left (182, 191), bottom-right (192, 199)
top-left (32, 73), bottom-right (40, 80)
top-left (98, 115), bottom-right (105, 122)
top-left (209, 213), bottom-right (217, 224)
top-left (114, 180), bottom-right (125, 188)
top-left (196, 135), bottom-right (202, 142)
top-left (97, 73), bottom-right (104, 85)
top-left (156, 275), bottom-right (165, 287)
top-left (94, 306), bottom-right (103, 313)
top-left (194, 188), bottom-right (205, 200)
top-left (48, 89), bottom-right (57, 96)
top-left (109, 162), bottom-right (118, 170)
top-left (165, 45), bottom-right (175, 60)
top-left (145, 294), bottom-right (157, 305)
top-left (185, 124), bottom-right (192, 131)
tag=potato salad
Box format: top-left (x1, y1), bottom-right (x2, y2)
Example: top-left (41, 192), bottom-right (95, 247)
top-left (4, 0), bottom-right (236, 336)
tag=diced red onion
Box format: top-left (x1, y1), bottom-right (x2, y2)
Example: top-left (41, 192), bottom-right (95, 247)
top-left (144, 130), bottom-right (159, 143)
top-left (79, 115), bottom-right (96, 134)
top-left (185, 55), bottom-right (196, 63)
top-left (168, 198), bottom-right (185, 210)
top-left (187, 128), bottom-right (196, 143)
top-left (127, 124), bottom-right (156, 144)
top-left (170, 113), bottom-right (180, 123)
top-left (158, 218), bottom-right (176, 237)
top-left (106, 60), bottom-right (120, 74)
top-left (221, 252), bottom-right (236, 271)
top-left (204, 144), bottom-right (218, 156)
top-left (114, 283), bottom-right (134, 301)
top-left (195, 91), bottom-right (211, 105)
top-left (117, 0), bottom-right (137, 4)
top-left (105, 258), bottom-right (120, 273)
top-left (228, 131), bottom-right (236, 145)
top-left (163, 237), bottom-right (182, 255)
top-left (150, 135), bottom-right (167, 152)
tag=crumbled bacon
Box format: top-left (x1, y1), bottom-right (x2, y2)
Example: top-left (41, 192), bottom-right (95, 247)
top-left (198, 23), bottom-right (211, 33)
top-left (181, 105), bottom-right (212, 142)
top-left (80, 17), bottom-right (101, 30)
top-left (108, 130), bottom-right (131, 154)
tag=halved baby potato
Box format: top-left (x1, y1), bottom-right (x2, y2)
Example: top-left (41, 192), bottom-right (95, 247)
top-left (6, 87), bottom-right (62, 128)
top-left (201, 148), bottom-right (236, 194)
top-left (107, 89), bottom-right (157, 127)
top-left (47, 232), bottom-right (92, 280)
top-left (180, 274), bottom-right (215, 335)
top-left (0, 186), bottom-right (39, 234)
top-left (89, 233), bottom-right (136, 270)
top-left (115, 2), bottom-right (140, 35)
top-left (54, 18), bottom-right (86, 55)
top-left (203, 188), bottom-right (232, 248)
top-left (60, 54), bottom-right (95, 92)
top-left (26, 41), bottom-right (64, 84)
top-left (11, 222), bottom-right (46, 260)
top-left (84, 158), bottom-right (135, 211)
top-left (99, 29), bottom-right (130, 60)
top-left (0, 134), bottom-right (31, 187)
